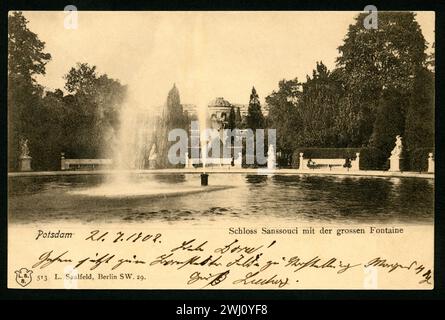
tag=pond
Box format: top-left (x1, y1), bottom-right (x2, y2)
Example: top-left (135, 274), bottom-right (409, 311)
top-left (8, 173), bottom-right (434, 225)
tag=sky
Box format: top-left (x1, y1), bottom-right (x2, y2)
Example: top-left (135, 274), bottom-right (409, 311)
top-left (22, 11), bottom-right (435, 107)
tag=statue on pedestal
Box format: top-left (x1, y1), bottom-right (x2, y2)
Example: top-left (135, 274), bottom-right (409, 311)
top-left (350, 152), bottom-right (360, 171)
top-left (185, 151), bottom-right (193, 168)
top-left (299, 152), bottom-right (304, 170)
top-left (267, 144), bottom-right (276, 170)
top-left (19, 138), bottom-right (32, 171)
top-left (235, 152), bottom-right (242, 168)
top-left (389, 135), bottom-right (402, 172)
top-left (428, 152), bottom-right (434, 173)
top-left (148, 144), bottom-right (158, 169)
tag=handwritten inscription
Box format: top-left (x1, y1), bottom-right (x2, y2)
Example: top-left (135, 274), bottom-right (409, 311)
top-left (85, 230), bottom-right (162, 244)
top-left (25, 229), bottom-right (433, 288)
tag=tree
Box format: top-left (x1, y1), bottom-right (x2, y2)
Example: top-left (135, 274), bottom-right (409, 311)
top-left (64, 63), bottom-right (98, 96)
top-left (27, 90), bottom-right (68, 170)
top-left (8, 11), bottom-right (51, 171)
top-left (8, 12), bottom-right (128, 171)
top-left (368, 88), bottom-right (407, 168)
top-left (266, 78), bottom-right (301, 161)
top-left (228, 106), bottom-right (236, 130)
top-left (165, 83), bottom-right (185, 129)
top-left (8, 11), bottom-right (51, 82)
top-left (235, 107), bottom-right (243, 128)
top-left (426, 42), bottom-right (435, 71)
top-left (245, 87), bottom-right (265, 131)
top-left (62, 63), bottom-right (127, 159)
top-left (245, 87), bottom-right (266, 166)
top-left (404, 68), bottom-right (434, 169)
top-left (297, 62), bottom-right (343, 147)
top-left (328, 68), bottom-right (364, 147)
top-left (337, 12), bottom-right (427, 147)
top-left (155, 84), bottom-right (187, 168)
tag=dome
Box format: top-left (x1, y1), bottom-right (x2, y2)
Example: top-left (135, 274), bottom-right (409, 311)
top-left (208, 97), bottom-right (232, 108)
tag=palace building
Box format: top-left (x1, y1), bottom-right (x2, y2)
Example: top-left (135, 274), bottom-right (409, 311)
top-left (183, 97), bottom-right (247, 131)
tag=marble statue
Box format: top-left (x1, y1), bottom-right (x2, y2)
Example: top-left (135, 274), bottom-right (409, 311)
top-left (391, 135), bottom-right (403, 157)
top-left (299, 152), bottom-right (304, 170)
top-left (19, 138), bottom-right (32, 171)
top-left (20, 138), bottom-right (30, 158)
top-left (389, 135), bottom-right (402, 172)
top-left (148, 144), bottom-right (158, 169)
top-left (350, 152), bottom-right (360, 171)
top-left (267, 144), bottom-right (276, 170)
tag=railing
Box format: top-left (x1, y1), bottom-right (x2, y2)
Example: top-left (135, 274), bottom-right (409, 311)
top-left (60, 153), bottom-right (112, 170)
top-left (298, 152), bottom-right (360, 171)
top-left (186, 157), bottom-right (242, 168)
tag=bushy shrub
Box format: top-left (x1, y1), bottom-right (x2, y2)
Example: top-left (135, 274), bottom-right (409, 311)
top-left (359, 147), bottom-right (389, 170)
top-left (408, 147), bottom-right (434, 172)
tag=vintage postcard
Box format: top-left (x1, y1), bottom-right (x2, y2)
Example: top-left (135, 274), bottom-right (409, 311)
top-left (7, 10), bottom-right (435, 290)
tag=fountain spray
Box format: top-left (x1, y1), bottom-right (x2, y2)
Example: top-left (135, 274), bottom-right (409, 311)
top-left (198, 102), bottom-right (209, 186)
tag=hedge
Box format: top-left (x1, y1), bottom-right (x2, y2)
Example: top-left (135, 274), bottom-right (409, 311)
top-left (359, 147), bottom-right (389, 170)
top-left (408, 147), bottom-right (434, 172)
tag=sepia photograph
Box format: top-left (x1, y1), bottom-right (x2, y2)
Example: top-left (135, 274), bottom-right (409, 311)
top-left (6, 9), bottom-right (436, 291)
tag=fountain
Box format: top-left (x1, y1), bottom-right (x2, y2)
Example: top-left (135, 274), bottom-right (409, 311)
top-left (196, 94), bottom-right (210, 186)
top-left (70, 85), bottom-right (232, 198)
top-left (199, 119), bottom-right (209, 186)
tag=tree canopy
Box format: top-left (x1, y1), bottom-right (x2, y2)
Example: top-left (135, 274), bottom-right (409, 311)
top-left (245, 87), bottom-right (265, 131)
top-left (8, 11), bottom-right (51, 170)
top-left (8, 11), bottom-right (127, 170)
top-left (266, 12), bottom-right (433, 170)
top-left (8, 11), bottom-right (434, 171)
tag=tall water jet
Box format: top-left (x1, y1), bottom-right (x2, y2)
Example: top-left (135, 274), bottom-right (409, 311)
top-left (199, 108), bottom-right (209, 186)
top-left (196, 97), bottom-right (209, 185)
top-left (196, 98), bottom-right (209, 164)
top-left (109, 93), bottom-right (158, 185)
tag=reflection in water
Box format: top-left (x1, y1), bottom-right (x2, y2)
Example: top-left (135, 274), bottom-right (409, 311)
top-left (152, 174), bottom-right (186, 184)
top-left (245, 175), bottom-right (268, 184)
top-left (8, 174), bottom-right (433, 225)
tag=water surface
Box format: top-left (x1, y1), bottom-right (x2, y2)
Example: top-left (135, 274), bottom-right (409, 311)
top-left (8, 173), bottom-right (434, 225)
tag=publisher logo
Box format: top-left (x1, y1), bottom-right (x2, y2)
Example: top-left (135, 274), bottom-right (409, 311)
top-left (15, 268), bottom-right (33, 287)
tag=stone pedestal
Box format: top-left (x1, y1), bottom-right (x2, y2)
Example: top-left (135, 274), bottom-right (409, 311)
top-left (389, 156), bottom-right (401, 172)
top-left (185, 152), bottom-right (193, 168)
top-left (350, 152), bottom-right (360, 171)
top-left (298, 153), bottom-right (304, 170)
top-left (235, 152), bottom-right (242, 168)
top-left (148, 160), bottom-right (156, 169)
top-left (61, 153), bottom-right (66, 170)
top-left (147, 144), bottom-right (158, 169)
top-left (200, 173), bottom-right (209, 186)
top-left (19, 156), bottom-right (32, 172)
top-left (428, 153), bottom-right (434, 173)
top-left (267, 144), bottom-right (276, 170)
